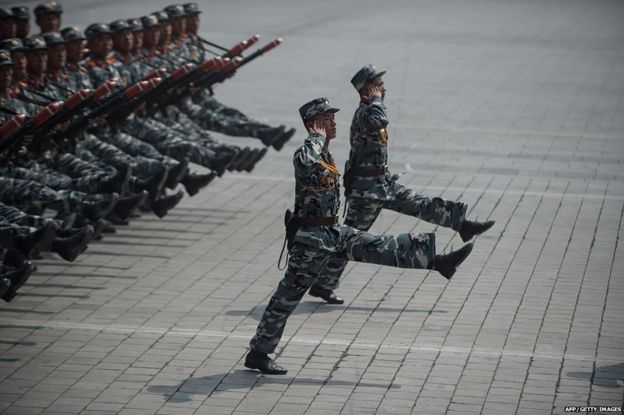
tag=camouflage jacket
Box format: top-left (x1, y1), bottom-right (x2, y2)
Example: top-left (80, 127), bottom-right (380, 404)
top-left (345, 96), bottom-right (395, 201)
top-left (292, 133), bottom-right (353, 252)
top-left (111, 51), bottom-right (142, 84)
top-left (63, 63), bottom-right (93, 91)
top-left (84, 54), bottom-right (128, 87)
top-left (0, 90), bottom-right (37, 123)
top-left (181, 35), bottom-right (204, 62)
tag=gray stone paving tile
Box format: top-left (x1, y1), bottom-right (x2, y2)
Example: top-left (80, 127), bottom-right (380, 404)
top-left (1, 1), bottom-right (623, 415)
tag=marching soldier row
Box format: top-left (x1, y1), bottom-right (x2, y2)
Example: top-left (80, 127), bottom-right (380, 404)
top-left (0, 2), bottom-right (295, 302)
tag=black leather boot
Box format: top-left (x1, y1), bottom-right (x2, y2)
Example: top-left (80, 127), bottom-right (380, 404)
top-left (309, 285), bottom-right (344, 304)
top-left (272, 127), bottom-right (296, 151)
top-left (152, 191), bottom-right (184, 218)
top-left (1, 261), bottom-right (35, 302)
top-left (459, 220), bottom-right (495, 242)
top-left (51, 226), bottom-right (93, 262)
top-left (258, 125), bottom-right (285, 147)
top-left (82, 194), bottom-right (119, 222)
top-left (181, 172), bottom-right (217, 196)
top-left (432, 243), bottom-right (474, 280)
top-left (114, 191), bottom-right (149, 220)
top-left (244, 351), bottom-right (288, 375)
top-left (244, 148), bottom-right (268, 172)
top-left (165, 158), bottom-right (190, 189)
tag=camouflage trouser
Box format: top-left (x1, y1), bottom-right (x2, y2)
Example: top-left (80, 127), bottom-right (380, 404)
top-left (249, 227), bottom-right (435, 354)
top-left (43, 151), bottom-right (105, 177)
top-left (0, 201), bottom-right (58, 229)
top-left (71, 145), bottom-right (119, 175)
top-left (121, 116), bottom-right (219, 169)
top-left (185, 95), bottom-right (270, 138)
top-left (1, 164), bottom-right (109, 194)
top-left (102, 125), bottom-right (181, 169)
top-left (314, 182), bottom-right (467, 291)
top-left (0, 177), bottom-right (86, 212)
top-left (79, 134), bottom-right (165, 180)
top-left (0, 217), bottom-right (34, 249)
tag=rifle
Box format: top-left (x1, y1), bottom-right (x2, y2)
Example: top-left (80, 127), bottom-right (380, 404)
top-left (106, 36), bottom-right (253, 122)
top-left (0, 102), bottom-right (63, 157)
top-left (177, 38), bottom-right (282, 104)
top-left (51, 78), bottom-right (162, 142)
top-left (147, 36), bottom-right (270, 113)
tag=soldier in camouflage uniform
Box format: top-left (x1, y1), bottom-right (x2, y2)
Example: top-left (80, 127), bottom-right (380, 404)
top-left (308, 65), bottom-right (496, 304)
top-left (107, 18), bottom-right (237, 178)
top-left (127, 14), bottom-right (265, 174)
top-left (11, 7), bottom-right (29, 39)
top-left (0, 8), bottom-right (17, 41)
top-left (178, 2), bottom-right (295, 151)
top-left (0, 38), bottom-right (28, 85)
top-left (245, 98), bottom-right (475, 374)
top-left (33, 1), bottom-right (62, 34)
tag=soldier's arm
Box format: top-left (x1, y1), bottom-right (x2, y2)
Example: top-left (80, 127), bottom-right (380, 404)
top-left (359, 96), bottom-right (388, 133)
top-left (293, 133), bottom-right (326, 180)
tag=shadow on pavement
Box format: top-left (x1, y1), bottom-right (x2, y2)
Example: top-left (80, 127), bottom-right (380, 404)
top-left (147, 371), bottom-right (400, 403)
top-left (226, 302), bottom-right (447, 320)
top-left (566, 362), bottom-right (624, 388)
top-left (0, 340), bottom-right (36, 346)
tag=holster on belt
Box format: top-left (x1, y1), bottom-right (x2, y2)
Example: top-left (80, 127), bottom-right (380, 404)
top-left (284, 209), bottom-right (298, 251)
top-left (343, 160), bottom-right (352, 191)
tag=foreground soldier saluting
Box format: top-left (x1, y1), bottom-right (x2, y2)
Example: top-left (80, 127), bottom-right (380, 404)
top-left (245, 98), bottom-right (475, 375)
top-left (308, 65), bottom-right (496, 304)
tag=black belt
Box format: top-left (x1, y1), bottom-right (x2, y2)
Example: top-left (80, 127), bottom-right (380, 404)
top-left (292, 215), bottom-right (338, 227)
top-left (279, 211), bottom-right (338, 269)
top-left (348, 165), bottom-right (388, 177)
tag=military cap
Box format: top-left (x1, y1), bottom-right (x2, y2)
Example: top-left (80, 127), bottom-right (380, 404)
top-left (85, 23), bottom-right (111, 39)
top-left (11, 6), bottom-right (29, 20)
top-left (0, 38), bottom-right (25, 52)
top-left (42, 32), bottom-right (65, 46)
top-left (0, 50), bottom-right (12, 67)
top-left (350, 64), bottom-right (386, 92)
top-left (22, 35), bottom-right (48, 50)
top-left (0, 7), bottom-right (13, 19)
top-left (164, 5), bottom-right (186, 18)
top-left (109, 19), bottom-right (131, 33)
top-left (140, 15), bottom-right (160, 28)
top-left (61, 26), bottom-right (86, 41)
top-left (152, 10), bottom-right (170, 23)
top-left (299, 97), bottom-right (340, 123)
top-left (127, 18), bottom-right (143, 31)
top-left (34, 1), bottom-right (63, 17)
top-left (183, 2), bottom-right (201, 14)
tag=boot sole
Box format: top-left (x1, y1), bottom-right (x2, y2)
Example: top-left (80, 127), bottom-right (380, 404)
top-left (244, 360), bottom-right (288, 375)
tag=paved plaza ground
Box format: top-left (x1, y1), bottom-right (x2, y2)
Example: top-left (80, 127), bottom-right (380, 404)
top-left (1, 0), bottom-right (623, 414)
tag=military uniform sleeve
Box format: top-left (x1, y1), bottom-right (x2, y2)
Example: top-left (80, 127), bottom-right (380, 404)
top-left (293, 133), bottom-right (326, 181)
top-left (357, 96), bottom-right (389, 133)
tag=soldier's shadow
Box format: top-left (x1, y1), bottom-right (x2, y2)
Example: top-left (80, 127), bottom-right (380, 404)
top-left (146, 371), bottom-right (400, 403)
top-left (566, 362), bottom-right (624, 388)
top-left (226, 301), bottom-right (447, 320)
